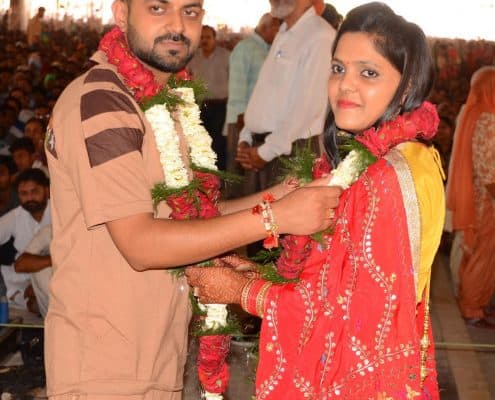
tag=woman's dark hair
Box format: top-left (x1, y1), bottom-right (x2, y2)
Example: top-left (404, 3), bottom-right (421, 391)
top-left (324, 2), bottom-right (435, 165)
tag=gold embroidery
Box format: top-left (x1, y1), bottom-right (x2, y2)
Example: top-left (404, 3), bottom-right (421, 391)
top-left (406, 384), bottom-right (421, 399)
top-left (384, 148), bottom-right (421, 300)
top-left (257, 298), bottom-right (287, 399)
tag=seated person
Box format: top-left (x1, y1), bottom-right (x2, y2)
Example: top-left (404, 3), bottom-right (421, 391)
top-left (24, 117), bottom-right (47, 167)
top-left (15, 225), bottom-right (52, 318)
top-left (9, 137), bottom-right (49, 177)
top-left (0, 168), bottom-right (51, 311)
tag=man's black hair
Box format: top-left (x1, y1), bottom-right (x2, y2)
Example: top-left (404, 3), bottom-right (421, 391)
top-left (14, 168), bottom-right (49, 191)
top-left (9, 137), bottom-right (35, 155)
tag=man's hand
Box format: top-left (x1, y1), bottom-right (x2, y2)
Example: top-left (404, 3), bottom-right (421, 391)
top-left (236, 142), bottom-right (267, 171)
top-left (273, 185), bottom-right (342, 235)
top-left (236, 141), bottom-right (254, 170)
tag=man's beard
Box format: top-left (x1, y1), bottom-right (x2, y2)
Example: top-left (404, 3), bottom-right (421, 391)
top-left (127, 24), bottom-right (195, 73)
top-left (21, 199), bottom-right (47, 214)
top-left (270, 0), bottom-right (296, 18)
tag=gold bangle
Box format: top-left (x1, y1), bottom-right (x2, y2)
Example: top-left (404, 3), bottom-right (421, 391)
top-left (256, 282), bottom-right (273, 318)
top-left (241, 279), bottom-right (256, 312)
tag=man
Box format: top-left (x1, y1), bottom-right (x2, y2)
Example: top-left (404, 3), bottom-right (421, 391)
top-left (46, 1), bottom-right (341, 398)
top-left (0, 155), bottom-right (18, 217)
top-left (15, 224), bottom-right (52, 318)
top-left (0, 168), bottom-right (50, 311)
top-left (10, 137), bottom-right (49, 176)
top-left (0, 155), bottom-right (18, 298)
top-left (24, 117), bottom-right (47, 168)
top-left (26, 6), bottom-right (45, 48)
top-left (225, 13), bottom-right (280, 197)
top-left (314, 0), bottom-right (343, 29)
top-left (188, 25), bottom-right (230, 170)
top-left (237, 0), bottom-right (336, 191)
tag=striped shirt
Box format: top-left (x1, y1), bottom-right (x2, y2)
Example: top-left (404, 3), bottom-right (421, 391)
top-left (45, 51), bottom-right (191, 397)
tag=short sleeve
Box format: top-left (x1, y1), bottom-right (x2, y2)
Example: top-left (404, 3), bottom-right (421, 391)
top-left (52, 68), bottom-right (154, 229)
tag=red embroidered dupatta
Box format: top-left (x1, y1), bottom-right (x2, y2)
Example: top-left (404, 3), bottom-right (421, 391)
top-left (256, 148), bottom-right (440, 400)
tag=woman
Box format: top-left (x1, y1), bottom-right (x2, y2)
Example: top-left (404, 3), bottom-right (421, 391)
top-left (446, 66), bottom-right (495, 328)
top-left (187, 3), bottom-right (444, 398)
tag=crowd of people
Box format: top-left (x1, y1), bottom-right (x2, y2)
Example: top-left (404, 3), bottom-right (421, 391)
top-left (0, 0), bottom-right (494, 399)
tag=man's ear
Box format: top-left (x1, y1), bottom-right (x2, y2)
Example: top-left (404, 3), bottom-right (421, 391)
top-left (112, 0), bottom-right (129, 32)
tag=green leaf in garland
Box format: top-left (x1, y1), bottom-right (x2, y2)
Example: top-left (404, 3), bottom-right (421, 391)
top-left (191, 163), bottom-right (244, 184)
top-left (191, 313), bottom-right (241, 337)
top-left (151, 179), bottom-right (201, 209)
top-left (140, 75), bottom-right (209, 112)
top-left (140, 88), bottom-right (185, 112)
top-left (277, 140), bottom-right (317, 184)
top-left (168, 75), bottom-right (209, 105)
top-left (190, 292), bottom-right (208, 316)
top-left (257, 263), bottom-right (298, 284)
top-left (249, 248), bottom-right (282, 265)
top-left (310, 226), bottom-right (334, 244)
top-left (339, 138), bottom-right (377, 169)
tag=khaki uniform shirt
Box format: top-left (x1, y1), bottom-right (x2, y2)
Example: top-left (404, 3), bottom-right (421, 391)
top-left (45, 51), bottom-right (191, 399)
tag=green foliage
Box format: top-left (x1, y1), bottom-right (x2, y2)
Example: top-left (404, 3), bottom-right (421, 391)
top-left (249, 248), bottom-right (282, 265)
top-left (140, 74), bottom-right (208, 112)
top-left (140, 88), bottom-right (185, 112)
top-left (258, 263), bottom-right (299, 284)
top-left (192, 313), bottom-right (241, 337)
top-left (277, 140), bottom-right (317, 184)
top-left (339, 138), bottom-right (377, 171)
top-left (168, 75), bottom-right (208, 105)
top-left (191, 163), bottom-right (244, 184)
top-left (151, 179), bottom-right (201, 209)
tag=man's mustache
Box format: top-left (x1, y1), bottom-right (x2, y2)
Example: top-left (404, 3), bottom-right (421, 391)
top-left (155, 33), bottom-right (191, 46)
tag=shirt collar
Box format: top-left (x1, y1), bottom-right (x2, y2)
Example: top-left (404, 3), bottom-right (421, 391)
top-left (252, 32), bottom-right (270, 50)
top-left (279, 6), bottom-right (317, 35)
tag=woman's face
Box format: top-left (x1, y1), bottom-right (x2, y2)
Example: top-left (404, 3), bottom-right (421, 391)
top-left (328, 32), bottom-right (402, 134)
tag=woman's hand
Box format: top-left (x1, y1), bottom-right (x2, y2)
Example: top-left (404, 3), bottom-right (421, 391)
top-left (267, 176), bottom-right (301, 199)
top-left (185, 266), bottom-right (250, 304)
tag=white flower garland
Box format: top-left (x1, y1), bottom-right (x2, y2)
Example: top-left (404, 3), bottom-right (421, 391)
top-left (328, 150), bottom-right (362, 189)
top-left (145, 87), bottom-right (217, 189)
top-left (144, 88), bottom-right (226, 400)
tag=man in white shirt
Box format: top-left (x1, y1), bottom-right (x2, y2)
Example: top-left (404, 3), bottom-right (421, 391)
top-left (237, 0), bottom-right (336, 191)
top-left (189, 25), bottom-right (230, 170)
top-left (225, 13), bottom-right (280, 198)
top-left (0, 168), bottom-right (51, 310)
top-left (15, 225), bottom-right (52, 318)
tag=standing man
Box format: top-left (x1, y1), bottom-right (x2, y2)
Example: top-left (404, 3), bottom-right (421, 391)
top-left (188, 25), bottom-right (230, 170)
top-left (225, 13), bottom-right (280, 197)
top-left (237, 0), bottom-right (336, 191)
top-left (45, 0), bottom-right (342, 399)
top-left (26, 7), bottom-right (45, 48)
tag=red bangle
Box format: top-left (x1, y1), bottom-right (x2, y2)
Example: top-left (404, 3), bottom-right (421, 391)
top-left (241, 279), bottom-right (273, 317)
top-left (251, 193), bottom-right (279, 249)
